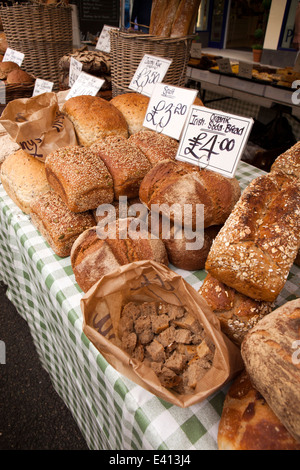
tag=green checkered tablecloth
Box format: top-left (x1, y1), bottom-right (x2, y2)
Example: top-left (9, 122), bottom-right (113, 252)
top-left (0, 161), bottom-right (299, 450)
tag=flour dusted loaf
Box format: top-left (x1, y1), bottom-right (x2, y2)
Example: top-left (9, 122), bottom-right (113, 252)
top-left (241, 299), bottom-right (300, 442)
top-left (218, 370), bottom-right (300, 450)
top-left (90, 136), bottom-right (151, 199)
top-left (110, 93), bottom-right (150, 135)
top-left (139, 160), bottom-right (241, 229)
top-left (62, 95), bottom-right (128, 146)
top-left (71, 218), bottom-right (168, 292)
top-left (205, 171), bottom-right (300, 302)
top-left (0, 149), bottom-right (51, 213)
top-left (128, 129), bottom-right (179, 166)
top-left (45, 145), bottom-right (114, 212)
top-left (30, 190), bottom-right (95, 257)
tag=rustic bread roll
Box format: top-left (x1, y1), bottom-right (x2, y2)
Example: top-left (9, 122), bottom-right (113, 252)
top-left (6, 69), bottom-right (34, 84)
top-left (0, 60), bottom-right (19, 79)
top-left (0, 149), bottom-right (51, 213)
top-left (139, 160), bottom-right (241, 229)
top-left (271, 141), bottom-right (300, 180)
top-left (90, 136), bottom-right (151, 199)
top-left (128, 129), bottom-right (179, 166)
top-left (241, 299), bottom-right (300, 443)
top-left (71, 218), bottom-right (169, 292)
top-left (110, 93), bottom-right (150, 135)
top-left (205, 171), bottom-right (300, 302)
top-left (45, 145), bottom-right (114, 213)
top-left (62, 95), bottom-right (128, 147)
top-left (198, 273), bottom-right (273, 346)
top-left (218, 370), bottom-right (300, 450)
top-left (30, 190), bottom-right (96, 257)
top-left (170, 0), bottom-right (201, 38)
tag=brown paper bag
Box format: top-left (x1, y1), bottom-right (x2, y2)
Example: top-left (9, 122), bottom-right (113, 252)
top-left (0, 92), bottom-right (77, 162)
top-left (81, 260), bottom-right (243, 407)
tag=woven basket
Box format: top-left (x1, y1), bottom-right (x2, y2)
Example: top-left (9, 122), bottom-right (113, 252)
top-left (0, 3), bottom-right (73, 91)
top-left (110, 30), bottom-right (194, 97)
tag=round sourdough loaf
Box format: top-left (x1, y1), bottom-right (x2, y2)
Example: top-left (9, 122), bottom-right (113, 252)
top-left (62, 95), bottom-right (128, 147)
top-left (110, 92), bottom-right (150, 135)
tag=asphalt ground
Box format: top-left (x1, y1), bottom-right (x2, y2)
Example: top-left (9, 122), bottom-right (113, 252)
top-left (0, 280), bottom-right (89, 450)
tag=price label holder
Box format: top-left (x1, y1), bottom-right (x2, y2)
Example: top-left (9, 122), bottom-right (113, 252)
top-left (176, 106), bottom-right (254, 178)
top-left (143, 83), bottom-right (198, 140)
top-left (69, 57), bottom-right (83, 88)
top-left (129, 54), bottom-right (172, 97)
top-left (33, 78), bottom-right (54, 96)
top-left (3, 48), bottom-right (24, 66)
top-left (66, 71), bottom-right (105, 100)
top-left (238, 61), bottom-right (253, 79)
top-left (216, 57), bottom-right (232, 74)
top-left (190, 42), bottom-right (202, 59)
top-left (96, 25), bottom-right (119, 53)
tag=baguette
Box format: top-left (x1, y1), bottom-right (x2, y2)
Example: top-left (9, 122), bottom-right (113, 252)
top-left (170, 0), bottom-right (201, 38)
top-left (205, 171), bottom-right (300, 302)
top-left (152, 0), bottom-right (181, 38)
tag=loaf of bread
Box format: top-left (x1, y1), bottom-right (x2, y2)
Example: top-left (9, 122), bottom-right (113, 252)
top-left (6, 69), bottom-right (34, 84)
top-left (139, 160), bottom-right (241, 229)
top-left (241, 299), bottom-right (300, 442)
top-left (198, 274), bottom-right (273, 346)
top-left (90, 136), bottom-right (151, 199)
top-left (170, 0), bottom-right (201, 38)
top-left (0, 149), bottom-right (51, 213)
top-left (271, 141), bottom-right (300, 180)
top-left (150, 0), bottom-right (181, 37)
top-left (205, 171), bottom-right (300, 302)
top-left (62, 95), bottom-right (128, 147)
top-left (218, 370), bottom-right (300, 450)
top-left (0, 61), bottom-right (19, 79)
top-left (128, 129), bottom-right (179, 166)
top-left (71, 218), bottom-right (169, 292)
top-left (30, 190), bottom-right (96, 257)
top-left (45, 145), bottom-right (114, 213)
top-left (110, 93), bottom-right (150, 135)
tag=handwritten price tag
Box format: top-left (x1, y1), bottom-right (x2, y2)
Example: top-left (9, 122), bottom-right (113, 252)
top-left (176, 106), bottom-right (253, 178)
top-left (129, 54), bottom-right (172, 97)
top-left (216, 58), bottom-right (232, 74)
top-left (238, 61), bottom-right (253, 79)
top-left (96, 25), bottom-right (118, 53)
top-left (143, 83), bottom-right (198, 140)
top-left (33, 78), bottom-right (54, 96)
top-left (69, 57), bottom-right (83, 87)
top-left (3, 48), bottom-right (24, 66)
top-left (66, 71), bottom-right (104, 99)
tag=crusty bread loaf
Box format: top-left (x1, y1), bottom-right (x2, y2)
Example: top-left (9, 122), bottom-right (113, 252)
top-left (170, 0), bottom-right (201, 38)
top-left (241, 299), bottom-right (300, 442)
top-left (0, 61), bottom-right (19, 79)
top-left (71, 218), bottom-right (169, 292)
top-left (0, 149), bottom-right (51, 213)
top-left (218, 370), bottom-right (300, 450)
top-left (151, 0), bottom-right (181, 37)
top-left (6, 69), bottom-right (34, 84)
top-left (139, 160), bottom-right (241, 229)
top-left (45, 145), bottom-right (114, 212)
top-left (271, 141), bottom-right (300, 180)
top-left (205, 171), bottom-right (300, 302)
top-left (128, 129), bottom-right (179, 166)
top-left (30, 190), bottom-right (95, 257)
top-left (90, 136), bottom-right (151, 199)
top-left (110, 93), bottom-right (150, 135)
top-left (198, 274), bottom-right (273, 346)
top-left (62, 95), bottom-right (128, 147)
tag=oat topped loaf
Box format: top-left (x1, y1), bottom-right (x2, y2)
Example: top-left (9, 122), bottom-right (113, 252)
top-left (271, 141), bottom-right (300, 180)
top-left (128, 129), bottom-right (179, 166)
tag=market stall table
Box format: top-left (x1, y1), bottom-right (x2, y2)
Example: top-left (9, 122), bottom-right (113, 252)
top-left (0, 160), bottom-right (299, 450)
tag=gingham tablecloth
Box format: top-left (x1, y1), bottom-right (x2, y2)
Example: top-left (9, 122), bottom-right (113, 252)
top-left (0, 161), bottom-right (299, 450)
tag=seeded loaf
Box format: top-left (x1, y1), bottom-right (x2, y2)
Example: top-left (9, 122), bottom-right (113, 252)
top-left (62, 95), bottom-right (128, 147)
top-left (90, 135), bottom-right (151, 199)
top-left (0, 149), bottom-right (51, 214)
top-left (30, 190), bottom-right (96, 257)
top-left (139, 160), bottom-right (241, 229)
top-left (45, 145), bottom-right (114, 213)
top-left (271, 141), bottom-right (300, 180)
top-left (128, 129), bottom-right (179, 166)
top-left (218, 370), bottom-right (300, 450)
top-left (110, 93), bottom-right (150, 135)
top-left (205, 171), bottom-right (300, 302)
top-left (241, 299), bottom-right (300, 443)
top-left (198, 273), bottom-right (273, 346)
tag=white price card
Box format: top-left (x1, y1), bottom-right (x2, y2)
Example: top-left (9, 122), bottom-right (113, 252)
top-left (143, 83), bottom-right (198, 140)
top-left (238, 61), bottom-right (253, 79)
top-left (96, 25), bottom-right (118, 53)
top-left (176, 106), bottom-right (254, 178)
top-left (3, 48), bottom-right (24, 66)
top-left (216, 57), bottom-right (232, 74)
top-left (33, 78), bottom-right (54, 96)
top-left (190, 42), bottom-right (202, 59)
top-left (129, 54), bottom-right (172, 97)
top-left (69, 57), bottom-right (83, 88)
top-left (66, 71), bottom-right (105, 99)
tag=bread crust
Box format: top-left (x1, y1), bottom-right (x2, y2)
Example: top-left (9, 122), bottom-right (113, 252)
top-left (128, 129), bottom-right (179, 166)
top-left (110, 93), bottom-right (150, 135)
top-left (170, 0), bottom-right (201, 38)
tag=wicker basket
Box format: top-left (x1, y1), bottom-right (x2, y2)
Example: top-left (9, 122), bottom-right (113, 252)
top-left (0, 3), bottom-right (73, 91)
top-left (110, 30), bottom-right (194, 97)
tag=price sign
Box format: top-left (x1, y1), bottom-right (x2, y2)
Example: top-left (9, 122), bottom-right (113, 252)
top-left (33, 78), bottom-right (54, 96)
top-left (66, 71), bottom-right (105, 99)
top-left (238, 61), bottom-right (253, 79)
top-left (69, 57), bottom-right (83, 88)
top-left (216, 57), bottom-right (232, 74)
top-left (143, 83), bottom-right (198, 140)
top-left (190, 43), bottom-right (202, 59)
top-left (176, 106), bottom-right (253, 178)
top-left (95, 25), bottom-right (118, 53)
top-left (3, 48), bottom-right (24, 66)
top-left (129, 54), bottom-right (172, 97)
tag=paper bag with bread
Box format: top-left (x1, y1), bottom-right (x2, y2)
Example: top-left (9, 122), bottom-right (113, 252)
top-left (0, 92), bottom-right (77, 162)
